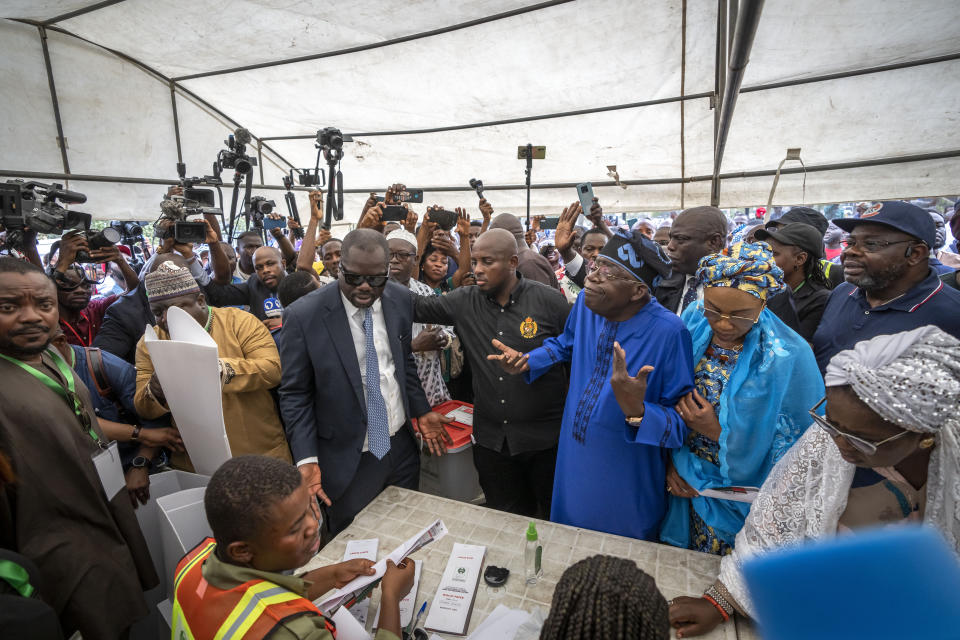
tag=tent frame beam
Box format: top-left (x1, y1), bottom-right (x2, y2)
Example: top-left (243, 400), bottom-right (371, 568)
top-left (711, 0), bottom-right (764, 206)
top-left (172, 0), bottom-right (576, 82)
top-left (42, 0), bottom-right (127, 26)
top-left (5, 149), bottom-right (957, 196)
top-left (38, 25), bottom-right (71, 175)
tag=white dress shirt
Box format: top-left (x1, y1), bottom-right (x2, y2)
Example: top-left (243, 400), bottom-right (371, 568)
top-left (341, 293), bottom-right (406, 451)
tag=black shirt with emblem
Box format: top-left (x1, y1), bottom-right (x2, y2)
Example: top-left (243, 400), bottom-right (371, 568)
top-left (413, 276), bottom-right (571, 454)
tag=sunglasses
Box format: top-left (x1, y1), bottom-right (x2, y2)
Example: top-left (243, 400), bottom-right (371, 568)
top-left (340, 268), bottom-right (389, 288)
top-left (808, 397), bottom-right (912, 456)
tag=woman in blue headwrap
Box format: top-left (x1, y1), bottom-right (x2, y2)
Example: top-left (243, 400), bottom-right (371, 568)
top-left (660, 242), bottom-right (824, 554)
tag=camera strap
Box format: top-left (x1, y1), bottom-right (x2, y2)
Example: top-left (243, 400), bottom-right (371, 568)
top-left (61, 312), bottom-right (93, 347)
top-left (0, 348), bottom-right (104, 448)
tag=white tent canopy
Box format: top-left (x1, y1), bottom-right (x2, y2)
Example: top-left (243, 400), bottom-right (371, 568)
top-left (2, 0), bottom-right (959, 223)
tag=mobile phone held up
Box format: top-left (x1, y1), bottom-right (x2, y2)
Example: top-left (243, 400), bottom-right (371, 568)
top-left (576, 182), bottom-right (595, 215)
top-left (427, 209), bottom-right (457, 231)
top-left (539, 217), bottom-right (560, 230)
top-left (381, 205), bottom-right (408, 222)
top-left (375, 188), bottom-right (424, 204)
top-left (262, 215), bottom-right (287, 230)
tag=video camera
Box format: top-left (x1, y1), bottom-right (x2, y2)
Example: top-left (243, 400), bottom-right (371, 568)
top-left (0, 179), bottom-right (92, 251)
top-left (156, 162), bottom-right (225, 244)
top-left (217, 128), bottom-right (257, 175)
top-left (249, 196), bottom-right (285, 230)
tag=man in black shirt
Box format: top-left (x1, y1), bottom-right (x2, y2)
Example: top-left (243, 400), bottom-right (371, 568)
top-left (205, 241), bottom-right (287, 328)
top-left (413, 229), bottom-right (570, 517)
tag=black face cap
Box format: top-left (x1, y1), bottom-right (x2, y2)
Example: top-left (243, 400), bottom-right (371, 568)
top-left (767, 207), bottom-right (828, 236)
top-left (754, 223), bottom-right (825, 259)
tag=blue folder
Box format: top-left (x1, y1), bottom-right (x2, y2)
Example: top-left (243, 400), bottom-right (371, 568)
top-left (742, 525), bottom-right (960, 639)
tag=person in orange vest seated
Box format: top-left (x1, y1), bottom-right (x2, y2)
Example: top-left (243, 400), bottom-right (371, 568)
top-left (172, 455), bottom-right (415, 639)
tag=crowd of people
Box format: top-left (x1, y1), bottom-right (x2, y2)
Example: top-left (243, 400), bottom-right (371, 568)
top-left (1, 182), bottom-right (959, 639)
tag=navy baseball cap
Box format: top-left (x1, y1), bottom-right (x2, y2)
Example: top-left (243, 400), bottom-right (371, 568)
top-left (833, 201), bottom-right (936, 248)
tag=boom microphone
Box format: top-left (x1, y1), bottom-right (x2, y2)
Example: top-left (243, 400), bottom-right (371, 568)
top-left (234, 127), bottom-right (252, 147)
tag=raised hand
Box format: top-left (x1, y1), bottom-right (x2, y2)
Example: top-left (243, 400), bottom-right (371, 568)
top-left (455, 207), bottom-right (470, 236)
top-left (554, 201), bottom-right (582, 254)
top-left (487, 338), bottom-right (530, 374)
top-left (609, 341), bottom-right (653, 418)
top-left (478, 198), bottom-right (494, 220)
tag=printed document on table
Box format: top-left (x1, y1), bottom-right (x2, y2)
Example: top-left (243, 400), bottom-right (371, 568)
top-left (317, 519), bottom-right (447, 614)
top-left (143, 306), bottom-right (230, 475)
top-left (424, 543), bottom-right (486, 635)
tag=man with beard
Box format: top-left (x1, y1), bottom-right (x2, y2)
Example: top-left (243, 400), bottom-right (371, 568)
top-left (207, 240), bottom-right (289, 328)
top-left (0, 257), bottom-right (157, 638)
top-left (53, 231), bottom-right (138, 347)
top-left (488, 232), bottom-right (694, 540)
top-left (812, 201), bottom-right (960, 372)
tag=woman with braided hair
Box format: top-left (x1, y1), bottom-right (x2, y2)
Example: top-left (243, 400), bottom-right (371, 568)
top-left (539, 555), bottom-right (670, 640)
top-left (669, 325), bottom-right (960, 637)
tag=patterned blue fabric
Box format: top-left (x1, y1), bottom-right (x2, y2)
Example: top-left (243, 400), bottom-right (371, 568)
top-left (687, 343), bottom-right (742, 465)
top-left (660, 302), bottom-right (824, 551)
top-left (363, 308), bottom-right (391, 459)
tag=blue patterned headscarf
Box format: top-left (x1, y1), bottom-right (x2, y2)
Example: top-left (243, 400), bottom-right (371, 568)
top-left (696, 241), bottom-right (785, 301)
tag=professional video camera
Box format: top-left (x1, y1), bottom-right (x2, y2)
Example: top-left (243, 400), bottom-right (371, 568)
top-left (217, 128), bottom-right (257, 175)
top-left (154, 162), bottom-right (225, 244)
top-left (0, 180), bottom-right (91, 250)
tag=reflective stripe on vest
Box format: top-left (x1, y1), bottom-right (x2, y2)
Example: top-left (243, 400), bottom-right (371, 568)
top-left (170, 537), bottom-right (330, 640)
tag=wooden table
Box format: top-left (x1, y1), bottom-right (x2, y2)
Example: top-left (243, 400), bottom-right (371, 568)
top-left (302, 487), bottom-right (759, 639)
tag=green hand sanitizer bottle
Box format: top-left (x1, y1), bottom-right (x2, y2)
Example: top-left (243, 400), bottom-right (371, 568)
top-left (525, 521), bottom-right (543, 584)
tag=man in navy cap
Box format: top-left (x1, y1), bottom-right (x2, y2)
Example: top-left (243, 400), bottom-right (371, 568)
top-left (812, 200), bottom-right (960, 372)
top-left (488, 231), bottom-right (695, 540)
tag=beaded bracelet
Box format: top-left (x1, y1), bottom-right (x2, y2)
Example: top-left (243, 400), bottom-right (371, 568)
top-left (702, 594), bottom-right (730, 622)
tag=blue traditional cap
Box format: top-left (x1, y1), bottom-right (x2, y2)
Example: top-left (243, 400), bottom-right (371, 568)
top-left (597, 230), bottom-right (672, 288)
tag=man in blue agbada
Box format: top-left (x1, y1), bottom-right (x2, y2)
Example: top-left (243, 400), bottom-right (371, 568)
top-left (660, 241), bottom-right (824, 554)
top-left (489, 228), bottom-right (694, 540)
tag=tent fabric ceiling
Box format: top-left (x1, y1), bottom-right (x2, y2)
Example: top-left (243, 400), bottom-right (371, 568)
top-left (1, 0), bottom-right (959, 221)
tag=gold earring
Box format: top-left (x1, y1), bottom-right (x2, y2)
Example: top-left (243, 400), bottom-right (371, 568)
top-left (919, 437), bottom-right (935, 450)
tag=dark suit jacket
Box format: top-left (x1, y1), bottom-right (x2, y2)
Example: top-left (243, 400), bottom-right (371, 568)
top-left (654, 271), bottom-right (804, 336)
top-left (278, 280), bottom-right (432, 501)
top-left (92, 282), bottom-right (154, 364)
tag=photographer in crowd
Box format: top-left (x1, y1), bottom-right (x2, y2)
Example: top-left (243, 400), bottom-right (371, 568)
top-left (52, 231), bottom-right (139, 347)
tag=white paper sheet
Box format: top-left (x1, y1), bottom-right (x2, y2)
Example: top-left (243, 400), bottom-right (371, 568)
top-left (698, 486), bottom-right (760, 503)
top-left (330, 607), bottom-right (372, 640)
top-left (143, 307), bottom-right (231, 475)
top-left (318, 519), bottom-right (447, 613)
top-left (373, 560), bottom-right (422, 629)
top-left (466, 604), bottom-right (532, 640)
top-left (424, 543), bottom-right (486, 635)
top-left (343, 539), bottom-right (379, 626)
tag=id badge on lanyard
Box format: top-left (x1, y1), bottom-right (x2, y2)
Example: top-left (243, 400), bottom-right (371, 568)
top-left (91, 441), bottom-right (125, 499)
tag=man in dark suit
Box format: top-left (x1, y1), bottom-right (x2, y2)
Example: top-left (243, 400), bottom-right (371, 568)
top-left (656, 206), bottom-right (804, 334)
top-left (279, 229), bottom-right (452, 534)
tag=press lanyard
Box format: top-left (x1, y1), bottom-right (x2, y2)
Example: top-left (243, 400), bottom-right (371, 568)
top-left (62, 312), bottom-right (93, 346)
top-left (0, 348), bottom-right (104, 448)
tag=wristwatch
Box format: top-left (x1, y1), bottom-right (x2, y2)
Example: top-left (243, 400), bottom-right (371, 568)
top-left (131, 456), bottom-right (152, 470)
top-left (130, 425), bottom-right (142, 441)
top-left (624, 415), bottom-right (645, 427)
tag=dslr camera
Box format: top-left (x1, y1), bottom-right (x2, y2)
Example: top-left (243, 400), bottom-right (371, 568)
top-left (0, 180), bottom-right (92, 250)
top-left (317, 127), bottom-right (344, 152)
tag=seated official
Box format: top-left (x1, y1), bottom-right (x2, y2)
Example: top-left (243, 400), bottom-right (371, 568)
top-left (669, 326), bottom-right (960, 636)
top-left (540, 555), bottom-right (670, 640)
top-left (173, 455), bottom-right (415, 640)
top-left (134, 263), bottom-right (291, 467)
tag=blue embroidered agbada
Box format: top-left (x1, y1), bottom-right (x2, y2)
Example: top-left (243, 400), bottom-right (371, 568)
top-left (524, 294), bottom-right (695, 540)
top-left (660, 303), bottom-right (824, 550)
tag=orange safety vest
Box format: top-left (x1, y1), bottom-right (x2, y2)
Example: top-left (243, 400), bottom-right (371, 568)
top-left (170, 537), bottom-right (336, 640)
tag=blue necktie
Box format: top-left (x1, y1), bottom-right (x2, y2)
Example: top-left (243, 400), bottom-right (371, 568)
top-left (362, 308), bottom-right (391, 459)
top-left (680, 276), bottom-right (699, 313)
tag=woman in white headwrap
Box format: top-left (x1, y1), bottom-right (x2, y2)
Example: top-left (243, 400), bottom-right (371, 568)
top-left (668, 325), bottom-right (960, 637)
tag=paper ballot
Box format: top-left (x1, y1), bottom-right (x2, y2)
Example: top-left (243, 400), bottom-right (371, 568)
top-left (144, 306), bottom-right (231, 475)
top-left (424, 543), bottom-right (486, 635)
top-left (330, 607), bottom-right (372, 640)
top-left (698, 486), bottom-right (760, 503)
top-left (342, 539), bottom-right (379, 626)
top-left (372, 560), bottom-right (421, 629)
top-left (318, 520), bottom-right (447, 614)
top-left (466, 605), bottom-right (532, 640)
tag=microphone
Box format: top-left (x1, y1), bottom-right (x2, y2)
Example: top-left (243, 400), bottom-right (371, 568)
top-left (263, 297), bottom-right (283, 320)
top-left (47, 186), bottom-right (87, 204)
top-left (234, 127), bottom-right (252, 147)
